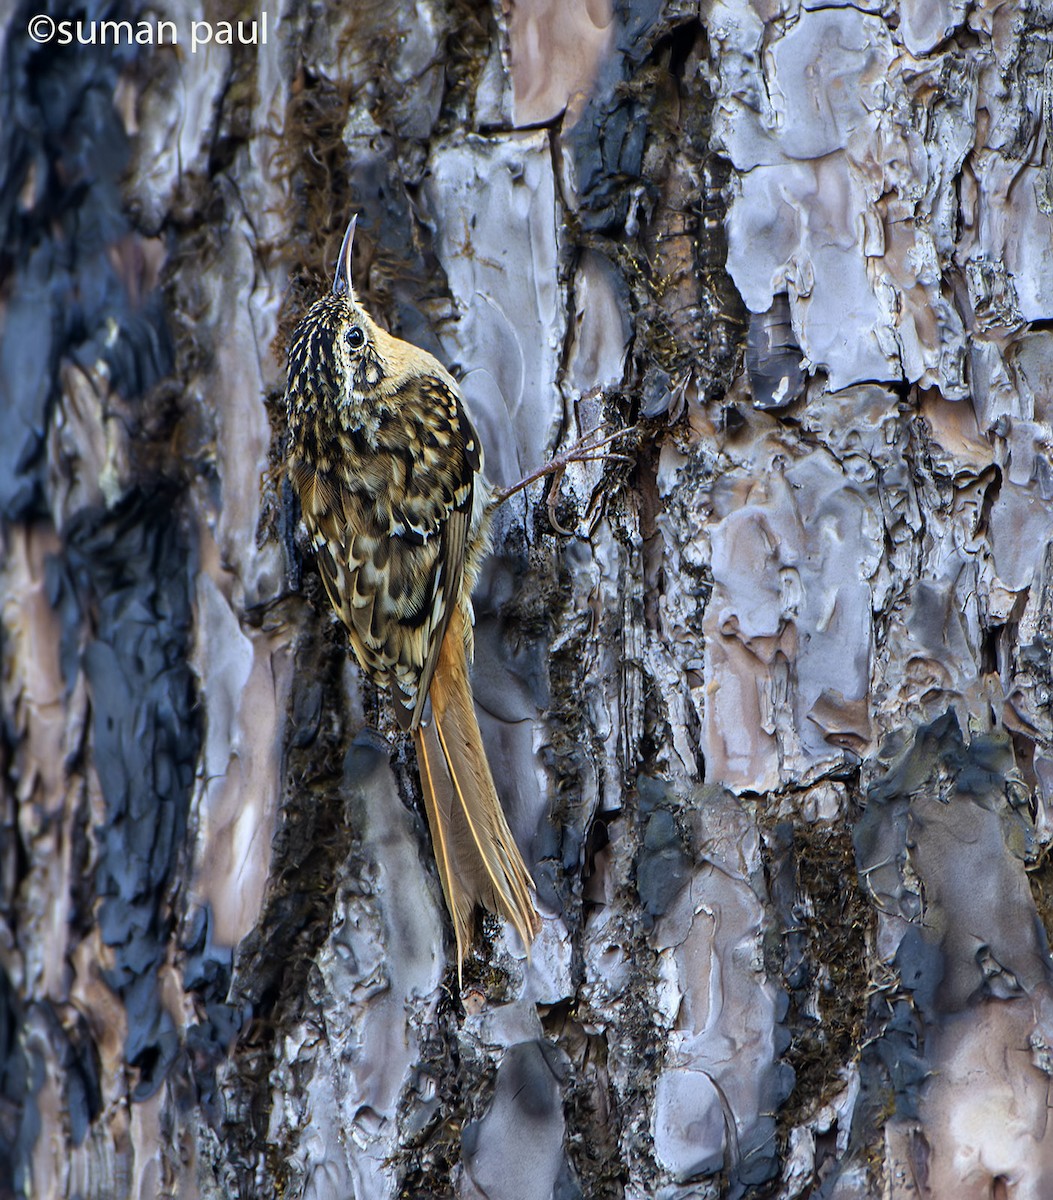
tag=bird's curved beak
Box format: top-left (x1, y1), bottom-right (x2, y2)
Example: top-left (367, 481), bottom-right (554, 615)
top-left (332, 215), bottom-right (357, 297)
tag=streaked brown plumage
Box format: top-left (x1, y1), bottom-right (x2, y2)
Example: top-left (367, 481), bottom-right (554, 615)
top-left (283, 217), bottom-right (539, 970)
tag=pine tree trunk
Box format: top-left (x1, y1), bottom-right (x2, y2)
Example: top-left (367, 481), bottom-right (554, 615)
top-left (3, 0), bottom-right (1053, 1197)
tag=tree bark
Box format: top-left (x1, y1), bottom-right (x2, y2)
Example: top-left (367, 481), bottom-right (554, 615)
top-left (3, 0), bottom-right (1053, 1197)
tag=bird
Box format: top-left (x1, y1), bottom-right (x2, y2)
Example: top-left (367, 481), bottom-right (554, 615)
top-left (282, 216), bottom-right (540, 973)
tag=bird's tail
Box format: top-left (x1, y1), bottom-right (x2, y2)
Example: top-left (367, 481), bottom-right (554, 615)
top-left (413, 606), bottom-right (540, 973)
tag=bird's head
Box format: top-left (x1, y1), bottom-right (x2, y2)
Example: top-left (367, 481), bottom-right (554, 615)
top-left (285, 215), bottom-right (459, 438)
top-left (286, 216), bottom-right (391, 413)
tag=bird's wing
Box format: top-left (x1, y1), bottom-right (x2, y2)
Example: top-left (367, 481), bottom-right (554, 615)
top-left (297, 374), bottom-right (482, 730)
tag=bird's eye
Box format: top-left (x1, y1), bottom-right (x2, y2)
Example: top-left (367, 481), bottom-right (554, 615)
top-left (346, 326), bottom-right (366, 350)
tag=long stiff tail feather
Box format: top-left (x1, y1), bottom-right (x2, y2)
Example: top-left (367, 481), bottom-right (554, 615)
top-left (412, 608), bottom-right (540, 972)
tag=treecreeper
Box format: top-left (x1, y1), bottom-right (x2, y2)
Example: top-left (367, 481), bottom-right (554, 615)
top-left (283, 217), bottom-right (540, 972)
